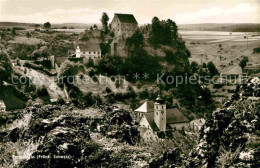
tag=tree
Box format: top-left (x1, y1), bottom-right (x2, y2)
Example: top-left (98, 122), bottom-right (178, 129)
top-left (11, 29), bottom-right (16, 36)
top-left (191, 61), bottom-right (199, 73)
top-left (100, 12), bottom-right (109, 33)
top-left (43, 22), bottom-right (51, 29)
top-left (126, 30), bottom-right (144, 49)
top-left (239, 57), bottom-right (248, 71)
top-left (207, 61), bottom-right (219, 78)
top-left (26, 32), bottom-right (31, 39)
top-left (90, 26), bottom-right (93, 30)
top-left (93, 24), bottom-right (98, 29)
top-left (0, 32), bottom-right (5, 40)
top-left (34, 24), bottom-right (40, 28)
top-left (149, 17), bottom-right (178, 46)
top-left (165, 50), bottom-right (177, 64)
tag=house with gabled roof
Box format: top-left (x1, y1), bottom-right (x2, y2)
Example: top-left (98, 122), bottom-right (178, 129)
top-left (135, 95), bottom-right (190, 142)
top-left (75, 42), bottom-right (101, 58)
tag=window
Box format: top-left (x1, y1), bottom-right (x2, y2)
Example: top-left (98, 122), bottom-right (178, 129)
top-left (162, 118), bottom-right (163, 120)
top-left (89, 52), bottom-right (91, 54)
top-left (94, 52), bottom-right (96, 54)
top-left (98, 52), bottom-right (100, 54)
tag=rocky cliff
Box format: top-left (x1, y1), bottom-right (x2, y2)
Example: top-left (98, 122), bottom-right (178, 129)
top-left (186, 77), bottom-right (259, 168)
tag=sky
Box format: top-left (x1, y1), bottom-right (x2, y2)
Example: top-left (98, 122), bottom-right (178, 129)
top-left (0, 0), bottom-right (259, 24)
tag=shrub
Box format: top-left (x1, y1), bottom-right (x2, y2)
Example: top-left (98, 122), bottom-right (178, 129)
top-left (253, 47), bottom-right (260, 53)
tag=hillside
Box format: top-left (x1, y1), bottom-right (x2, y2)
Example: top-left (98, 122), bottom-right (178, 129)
top-left (0, 22), bottom-right (100, 29)
top-left (0, 104), bottom-right (194, 167)
top-left (179, 23), bottom-right (260, 32)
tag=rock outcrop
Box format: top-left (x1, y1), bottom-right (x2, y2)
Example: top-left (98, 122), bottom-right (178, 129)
top-left (186, 77), bottom-right (260, 168)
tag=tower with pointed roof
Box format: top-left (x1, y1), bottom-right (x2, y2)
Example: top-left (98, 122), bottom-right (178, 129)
top-left (154, 94), bottom-right (166, 132)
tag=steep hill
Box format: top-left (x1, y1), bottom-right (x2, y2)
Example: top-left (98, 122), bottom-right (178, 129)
top-left (187, 77), bottom-right (260, 167)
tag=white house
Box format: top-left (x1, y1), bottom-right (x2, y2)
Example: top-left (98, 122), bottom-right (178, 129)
top-left (75, 43), bottom-right (101, 58)
top-left (136, 95), bottom-right (190, 142)
top-left (0, 100), bottom-right (6, 112)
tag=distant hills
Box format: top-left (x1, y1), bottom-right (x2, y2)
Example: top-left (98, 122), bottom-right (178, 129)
top-left (179, 23), bottom-right (260, 32)
top-left (1, 22), bottom-right (260, 32)
top-left (0, 22), bottom-right (101, 29)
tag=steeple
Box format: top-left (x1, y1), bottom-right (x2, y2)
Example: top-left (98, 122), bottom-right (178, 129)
top-left (154, 92), bottom-right (166, 132)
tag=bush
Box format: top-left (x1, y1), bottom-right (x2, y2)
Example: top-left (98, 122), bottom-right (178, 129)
top-left (207, 61), bottom-right (219, 77)
top-left (253, 47), bottom-right (260, 53)
top-left (126, 30), bottom-right (144, 49)
top-left (24, 62), bottom-right (56, 76)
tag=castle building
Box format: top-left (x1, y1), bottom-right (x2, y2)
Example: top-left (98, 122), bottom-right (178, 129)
top-left (135, 95), bottom-right (190, 142)
top-left (111, 13), bottom-right (138, 38)
top-left (110, 13), bottom-right (138, 57)
top-left (0, 100), bottom-right (6, 112)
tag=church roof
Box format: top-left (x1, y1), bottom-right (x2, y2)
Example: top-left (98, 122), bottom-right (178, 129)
top-left (143, 112), bottom-right (159, 131)
top-left (143, 108), bottom-right (189, 132)
top-left (115, 13), bottom-right (138, 24)
top-left (134, 100), bottom-right (154, 113)
top-left (166, 108), bottom-right (189, 124)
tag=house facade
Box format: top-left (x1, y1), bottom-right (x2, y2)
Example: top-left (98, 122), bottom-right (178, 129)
top-left (75, 43), bottom-right (101, 58)
top-left (111, 13), bottom-right (138, 38)
top-left (136, 95), bottom-right (190, 142)
top-left (0, 100), bottom-right (6, 112)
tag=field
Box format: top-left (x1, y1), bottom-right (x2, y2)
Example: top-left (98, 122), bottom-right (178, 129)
top-left (179, 30), bottom-right (260, 74)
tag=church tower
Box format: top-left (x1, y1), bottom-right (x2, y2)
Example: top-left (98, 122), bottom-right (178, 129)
top-left (76, 46), bottom-right (81, 58)
top-left (154, 94), bottom-right (166, 132)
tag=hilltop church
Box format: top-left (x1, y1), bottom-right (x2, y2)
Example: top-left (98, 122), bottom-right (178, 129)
top-left (135, 95), bottom-right (190, 142)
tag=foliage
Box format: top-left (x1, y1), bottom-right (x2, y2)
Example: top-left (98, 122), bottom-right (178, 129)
top-left (0, 85), bottom-right (27, 110)
top-left (24, 62), bottom-right (55, 76)
top-left (43, 22), bottom-right (51, 29)
top-left (207, 61), bottom-right (219, 78)
top-left (99, 42), bottom-right (111, 56)
top-left (11, 44), bottom-right (37, 60)
top-left (26, 32), bottom-right (31, 39)
top-left (96, 49), bottom-right (161, 81)
top-left (190, 61), bottom-right (199, 73)
top-left (239, 57), bottom-right (249, 71)
top-left (59, 61), bottom-right (85, 85)
top-left (0, 51), bottom-right (13, 83)
top-left (253, 47), bottom-right (260, 53)
top-left (100, 12), bottom-right (109, 33)
top-left (165, 50), bottom-right (177, 64)
top-left (126, 30), bottom-right (144, 49)
top-left (11, 29), bottom-right (16, 36)
top-left (149, 17), bottom-right (178, 46)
